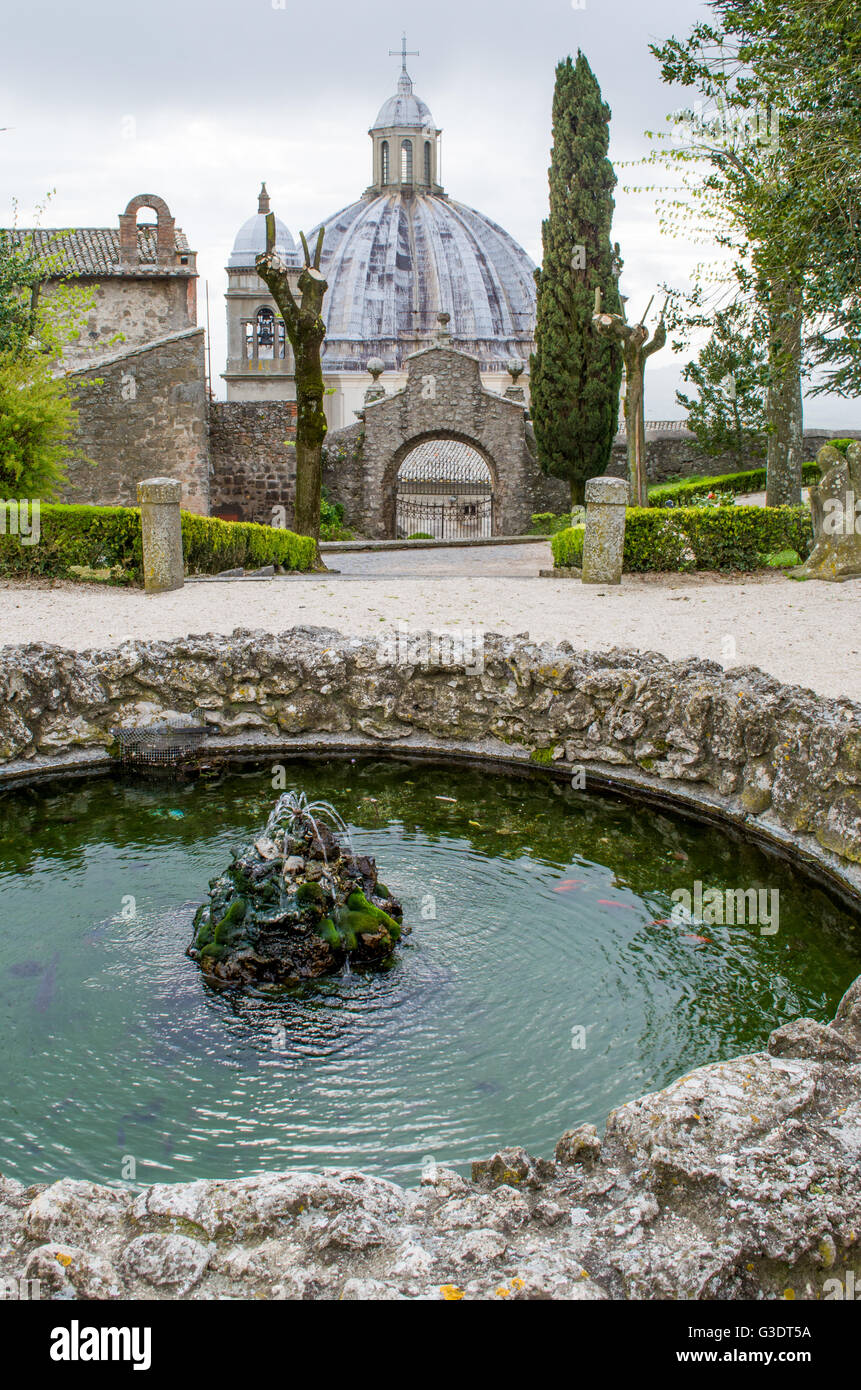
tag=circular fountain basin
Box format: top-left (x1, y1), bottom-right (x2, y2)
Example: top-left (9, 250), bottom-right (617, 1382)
top-left (1, 757), bottom-right (859, 1188)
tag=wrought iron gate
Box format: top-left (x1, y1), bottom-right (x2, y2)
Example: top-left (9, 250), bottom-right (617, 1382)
top-left (395, 440), bottom-right (494, 539)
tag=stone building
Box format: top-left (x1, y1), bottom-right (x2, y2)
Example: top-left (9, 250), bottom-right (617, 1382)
top-left (7, 193), bottom-right (211, 514)
top-left (223, 40), bottom-right (538, 430)
top-left (222, 184), bottom-right (300, 404)
top-left (24, 192), bottom-right (199, 368)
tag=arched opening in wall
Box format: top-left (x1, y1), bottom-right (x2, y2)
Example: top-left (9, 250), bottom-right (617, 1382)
top-left (424, 140), bottom-right (432, 185)
top-left (401, 139), bottom-right (413, 184)
top-left (381, 140), bottom-right (390, 184)
top-left (396, 439), bottom-right (494, 539)
top-left (135, 204), bottom-right (158, 263)
top-left (245, 306), bottom-right (285, 362)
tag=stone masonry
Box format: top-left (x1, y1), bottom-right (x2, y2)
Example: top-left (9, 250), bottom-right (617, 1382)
top-left (348, 345), bottom-right (568, 536)
top-left (208, 402), bottom-right (298, 525)
top-left (62, 328), bottom-right (210, 514)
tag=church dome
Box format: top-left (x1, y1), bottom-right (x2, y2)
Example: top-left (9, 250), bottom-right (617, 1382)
top-left (372, 75), bottom-right (436, 132)
top-left (229, 184), bottom-right (298, 268)
top-left (312, 190), bottom-right (536, 373)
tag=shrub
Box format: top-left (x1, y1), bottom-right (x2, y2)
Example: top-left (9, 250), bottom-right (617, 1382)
top-left (551, 505), bottom-right (812, 573)
top-left (649, 462), bottom-right (822, 508)
top-left (319, 486), bottom-right (354, 541)
top-left (0, 503), bottom-right (316, 583)
top-left (406, 532), bottom-right (434, 540)
top-left (550, 524), bottom-right (585, 567)
top-left (683, 489), bottom-right (736, 508)
top-left (0, 349), bottom-right (84, 499)
top-left (759, 548), bottom-right (801, 568)
top-left (530, 511), bottom-right (575, 535)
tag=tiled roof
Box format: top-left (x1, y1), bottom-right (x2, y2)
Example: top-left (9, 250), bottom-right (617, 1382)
top-left (3, 226), bottom-right (191, 276)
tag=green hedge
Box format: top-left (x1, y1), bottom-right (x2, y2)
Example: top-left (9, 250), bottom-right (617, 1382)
top-left (551, 524), bottom-right (585, 566)
top-left (551, 505), bottom-right (813, 573)
top-left (649, 462), bottom-right (822, 508)
top-left (0, 504), bottom-right (316, 583)
top-left (529, 511), bottom-right (579, 536)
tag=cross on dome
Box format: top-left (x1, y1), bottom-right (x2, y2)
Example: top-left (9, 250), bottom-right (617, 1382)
top-left (389, 32), bottom-right (419, 92)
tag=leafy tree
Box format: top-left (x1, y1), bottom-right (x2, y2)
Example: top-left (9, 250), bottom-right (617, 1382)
top-left (646, 1), bottom-right (861, 504)
top-left (530, 52), bottom-right (623, 507)
top-left (0, 229), bottom-right (41, 355)
top-left (0, 350), bottom-right (79, 499)
top-left (676, 304), bottom-right (768, 469)
top-left (0, 203), bottom-right (95, 498)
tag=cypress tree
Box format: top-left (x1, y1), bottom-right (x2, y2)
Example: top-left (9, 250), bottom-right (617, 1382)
top-left (530, 52), bottom-right (623, 506)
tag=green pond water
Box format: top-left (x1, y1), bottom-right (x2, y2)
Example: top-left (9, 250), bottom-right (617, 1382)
top-left (0, 758), bottom-right (859, 1189)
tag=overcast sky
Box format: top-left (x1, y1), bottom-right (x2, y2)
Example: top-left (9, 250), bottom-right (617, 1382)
top-left (2, 0), bottom-right (855, 424)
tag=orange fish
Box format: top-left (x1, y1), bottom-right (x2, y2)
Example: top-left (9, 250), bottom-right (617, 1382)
top-left (681, 934), bottom-right (712, 945)
top-left (553, 879), bottom-right (585, 893)
top-left (598, 899), bottom-right (637, 910)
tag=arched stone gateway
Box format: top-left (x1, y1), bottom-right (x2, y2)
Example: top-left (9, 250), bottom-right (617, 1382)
top-left (395, 438), bottom-right (494, 539)
top-left (323, 344), bottom-right (569, 538)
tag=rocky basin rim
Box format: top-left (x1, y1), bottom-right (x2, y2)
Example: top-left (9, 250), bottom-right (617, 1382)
top-left (3, 979), bottom-right (861, 1301)
top-left (0, 627), bottom-right (859, 904)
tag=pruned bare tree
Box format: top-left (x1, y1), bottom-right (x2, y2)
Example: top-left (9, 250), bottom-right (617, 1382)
top-left (256, 216), bottom-right (329, 553)
top-left (593, 288), bottom-right (667, 506)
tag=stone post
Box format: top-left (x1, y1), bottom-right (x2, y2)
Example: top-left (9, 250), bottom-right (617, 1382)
top-left (581, 475), bottom-right (627, 585)
top-left (137, 477), bottom-right (184, 594)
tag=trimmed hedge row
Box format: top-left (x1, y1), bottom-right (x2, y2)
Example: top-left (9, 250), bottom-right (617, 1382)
top-left (551, 505), bottom-right (813, 573)
top-left (648, 462), bottom-right (822, 508)
top-left (0, 503), bottom-right (317, 583)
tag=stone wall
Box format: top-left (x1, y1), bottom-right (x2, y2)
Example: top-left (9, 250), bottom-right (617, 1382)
top-left (60, 328), bottom-right (210, 514)
top-left (608, 428), bottom-right (861, 487)
top-left (322, 422), bottom-right (365, 526)
top-left (0, 630), bottom-right (859, 894)
top-left (209, 402), bottom-right (298, 525)
top-left (54, 275), bottom-right (197, 372)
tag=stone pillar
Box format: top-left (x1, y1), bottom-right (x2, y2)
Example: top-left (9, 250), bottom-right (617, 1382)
top-left (581, 476), bottom-right (627, 585)
top-left (137, 477), bottom-right (184, 594)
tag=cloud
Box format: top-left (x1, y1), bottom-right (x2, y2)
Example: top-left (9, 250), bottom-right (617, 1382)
top-left (2, 0), bottom-right (854, 422)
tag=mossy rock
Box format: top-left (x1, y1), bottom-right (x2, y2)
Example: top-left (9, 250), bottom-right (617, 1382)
top-left (345, 889), bottom-right (402, 941)
top-left (296, 881), bottom-right (325, 905)
top-left (187, 797), bottom-right (406, 984)
top-left (316, 917), bottom-right (340, 949)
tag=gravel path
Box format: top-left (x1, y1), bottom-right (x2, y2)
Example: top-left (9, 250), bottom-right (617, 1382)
top-left (1, 543), bottom-right (858, 701)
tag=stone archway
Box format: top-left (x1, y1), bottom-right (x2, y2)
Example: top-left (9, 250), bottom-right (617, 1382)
top-left (394, 436), bottom-right (496, 539)
top-left (350, 344), bottom-right (568, 539)
top-left (321, 343), bottom-right (571, 538)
